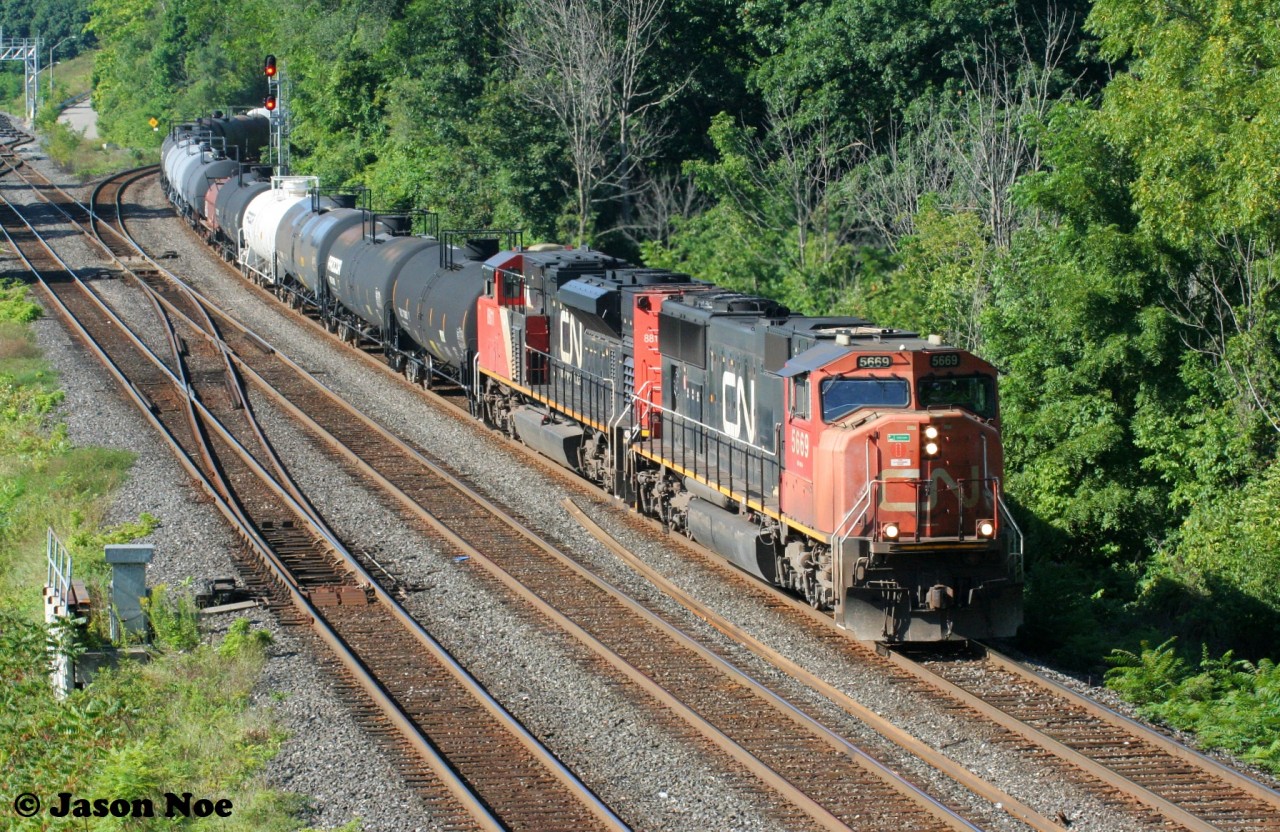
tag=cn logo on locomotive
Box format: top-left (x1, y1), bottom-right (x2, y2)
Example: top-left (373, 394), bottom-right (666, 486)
top-left (721, 371), bottom-right (757, 444)
top-left (558, 309), bottom-right (585, 368)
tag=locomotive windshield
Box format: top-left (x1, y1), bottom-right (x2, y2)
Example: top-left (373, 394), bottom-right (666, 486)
top-left (917, 375), bottom-right (997, 418)
top-left (820, 377), bottom-right (910, 421)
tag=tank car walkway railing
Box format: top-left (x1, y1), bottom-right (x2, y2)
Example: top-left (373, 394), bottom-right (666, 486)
top-left (633, 401), bottom-right (781, 514)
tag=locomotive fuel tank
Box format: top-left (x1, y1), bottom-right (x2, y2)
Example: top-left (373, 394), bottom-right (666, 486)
top-left (390, 245), bottom-right (488, 370)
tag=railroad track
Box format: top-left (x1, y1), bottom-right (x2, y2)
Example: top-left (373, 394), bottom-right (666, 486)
top-left (136, 154), bottom-right (1280, 831)
top-left (110, 169), bottom-right (996, 830)
top-left (0, 129), bottom-right (625, 832)
top-left (10, 132), bottom-right (1006, 831)
top-left (18, 131), bottom-right (1280, 831)
top-left (566, 491), bottom-right (1280, 832)
top-left (896, 647), bottom-right (1280, 832)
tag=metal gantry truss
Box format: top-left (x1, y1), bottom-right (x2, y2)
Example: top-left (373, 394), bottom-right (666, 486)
top-left (0, 34), bottom-right (41, 123)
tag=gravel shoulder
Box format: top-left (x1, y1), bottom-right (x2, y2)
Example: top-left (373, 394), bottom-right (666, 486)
top-left (122, 169), bottom-right (1146, 832)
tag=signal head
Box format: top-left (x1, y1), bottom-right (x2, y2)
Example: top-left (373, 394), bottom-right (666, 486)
top-left (265, 55), bottom-right (277, 77)
top-left (264, 94), bottom-right (277, 111)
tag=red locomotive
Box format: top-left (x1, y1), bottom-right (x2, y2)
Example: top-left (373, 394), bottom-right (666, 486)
top-left (473, 247), bottom-right (1023, 642)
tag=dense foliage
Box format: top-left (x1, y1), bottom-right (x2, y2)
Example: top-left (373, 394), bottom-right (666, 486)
top-left (59, 0), bottom-right (1280, 767)
top-left (0, 0), bottom-right (91, 55)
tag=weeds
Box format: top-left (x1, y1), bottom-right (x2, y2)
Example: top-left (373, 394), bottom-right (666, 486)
top-left (0, 250), bottom-right (318, 830)
top-left (1107, 640), bottom-right (1280, 773)
top-left (219, 618), bottom-right (273, 659)
top-left (144, 583), bottom-right (201, 652)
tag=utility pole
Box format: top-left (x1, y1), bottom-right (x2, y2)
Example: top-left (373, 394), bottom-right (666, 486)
top-left (49, 35), bottom-right (77, 97)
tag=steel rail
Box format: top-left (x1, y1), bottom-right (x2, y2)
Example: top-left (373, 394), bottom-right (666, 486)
top-left (135, 115), bottom-right (1280, 829)
top-left (133, 120), bottom-right (1280, 832)
top-left (30, 165), bottom-right (998, 824)
top-left (561, 498), bottom-right (1062, 832)
top-left (91, 164), bottom-right (632, 832)
top-left (978, 644), bottom-right (1280, 810)
top-left (0, 159), bottom-right (619, 832)
top-left (0, 181), bottom-right (509, 831)
top-left (100, 193), bottom-right (995, 830)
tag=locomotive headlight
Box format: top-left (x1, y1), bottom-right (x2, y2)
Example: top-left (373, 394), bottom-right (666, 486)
top-left (883, 523), bottom-right (900, 540)
top-left (924, 441), bottom-right (940, 456)
top-left (924, 425), bottom-right (939, 440)
top-left (977, 519), bottom-right (996, 538)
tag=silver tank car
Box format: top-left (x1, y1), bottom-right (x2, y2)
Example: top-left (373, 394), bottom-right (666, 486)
top-left (164, 112), bottom-right (269, 178)
top-left (215, 170), bottom-right (271, 247)
top-left (291, 208), bottom-right (366, 300)
top-left (179, 150), bottom-right (239, 221)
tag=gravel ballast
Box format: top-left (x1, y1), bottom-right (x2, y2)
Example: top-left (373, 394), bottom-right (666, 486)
top-left (14, 138), bottom-right (1276, 832)
top-left (7, 146), bottom-right (442, 831)
top-left (121, 172), bottom-right (1149, 830)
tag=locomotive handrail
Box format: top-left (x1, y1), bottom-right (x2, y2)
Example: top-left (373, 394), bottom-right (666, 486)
top-left (996, 491), bottom-right (1025, 581)
top-left (611, 380), bottom-right (652, 437)
top-left (630, 397), bottom-right (781, 514)
top-left (831, 476), bottom-right (1006, 556)
top-left (635, 399), bottom-right (778, 458)
top-left (831, 482), bottom-right (875, 555)
top-left (522, 344), bottom-right (619, 427)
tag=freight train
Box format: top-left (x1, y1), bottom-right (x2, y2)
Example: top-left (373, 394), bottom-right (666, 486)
top-left (160, 110), bottom-right (1023, 642)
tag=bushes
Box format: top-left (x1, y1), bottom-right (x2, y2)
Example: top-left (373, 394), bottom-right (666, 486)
top-left (1107, 640), bottom-right (1280, 774)
top-left (0, 280), bottom-right (312, 829)
top-left (0, 612), bottom-right (306, 831)
top-left (0, 279), bottom-right (42, 324)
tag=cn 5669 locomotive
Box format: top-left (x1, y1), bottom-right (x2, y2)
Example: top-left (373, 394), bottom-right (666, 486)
top-left (161, 111), bottom-right (1024, 642)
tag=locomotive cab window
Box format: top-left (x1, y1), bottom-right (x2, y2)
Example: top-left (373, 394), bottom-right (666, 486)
top-left (791, 374), bottom-right (810, 419)
top-left (917, 374), bottom-right (996, 419)
top-left (502, 272), bottom-right (523, 306)
top-left (820, 377), bottom-right (909, 422)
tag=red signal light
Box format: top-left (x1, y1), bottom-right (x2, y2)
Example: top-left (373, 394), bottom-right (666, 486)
top-left (265, 55), bottom-right (277, 77)
top-left (264, 95), bottom-right (277, 111)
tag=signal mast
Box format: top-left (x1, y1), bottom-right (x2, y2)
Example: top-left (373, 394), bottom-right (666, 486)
top-left (263, 54), bottom-right (290, 174)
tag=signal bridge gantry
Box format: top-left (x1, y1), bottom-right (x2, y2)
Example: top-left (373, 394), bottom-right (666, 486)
top-left (0, 32), bottom-right (41, 124)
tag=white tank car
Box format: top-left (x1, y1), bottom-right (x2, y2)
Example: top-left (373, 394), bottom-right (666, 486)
top-left (163, 136), bottom-right (199, 195)
top-left (239, 176), bottom-right (317, 284)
